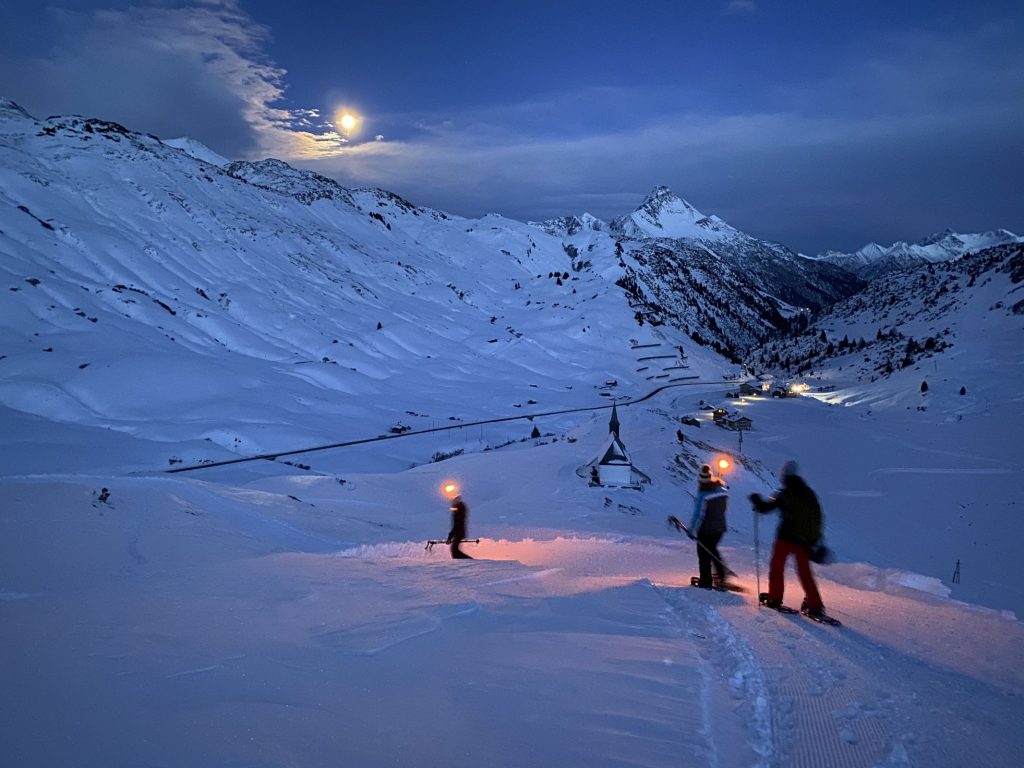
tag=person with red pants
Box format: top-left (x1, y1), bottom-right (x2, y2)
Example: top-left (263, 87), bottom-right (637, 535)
top-left (749, 460), bottom-right (827, 619)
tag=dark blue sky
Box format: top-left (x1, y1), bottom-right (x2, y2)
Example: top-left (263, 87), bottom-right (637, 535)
top-left (2, 0), bottom-right (1022, 253)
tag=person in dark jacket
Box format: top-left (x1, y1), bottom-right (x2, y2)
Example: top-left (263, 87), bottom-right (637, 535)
top-left (750, 460), bottom-right (826, 616)
top-left (447, 494), bottom-right (473, 560)
top-left (689, 464), bottom-right (729, 588)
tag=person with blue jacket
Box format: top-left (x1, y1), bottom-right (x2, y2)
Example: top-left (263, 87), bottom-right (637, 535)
top-left (689, 464), bottom-right (730, 588)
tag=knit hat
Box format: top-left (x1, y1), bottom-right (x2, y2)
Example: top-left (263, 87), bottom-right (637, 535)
top-left (699, 464), bottom-right (712, 481)
top-left (780, 460), bottom-right (800, 479)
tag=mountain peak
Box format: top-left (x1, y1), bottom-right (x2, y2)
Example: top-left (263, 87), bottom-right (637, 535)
top-left (0, 97), bottom-right (34, 121)
top-left (636, 185), bottom-right (700, 219)
top-left (917, 228), bottom-right (960, 247)
top-left (611, 185), bottom-right (737, 242)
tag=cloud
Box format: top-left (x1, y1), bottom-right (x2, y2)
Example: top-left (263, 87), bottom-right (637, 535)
top-left (0, 0), bottom-right (345, 159)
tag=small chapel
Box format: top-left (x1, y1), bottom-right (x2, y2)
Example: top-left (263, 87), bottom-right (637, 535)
top-left (580, 402), bottom-right (651, 489)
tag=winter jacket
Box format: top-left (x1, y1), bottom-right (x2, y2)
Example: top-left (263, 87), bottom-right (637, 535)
top-left (751, 475), bottom-right (822, 548)
top-left (690, 479), bottom-right (728, 537)
top-left (448, 498), bottom-right (468, 543)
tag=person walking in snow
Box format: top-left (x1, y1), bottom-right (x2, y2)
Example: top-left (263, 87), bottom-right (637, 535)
top-left (750, 460), bottom-right (827, 618)
top-left (446, 494), bottom-right (473, 560)
top-left (689, 464), bottom-right (730, 588)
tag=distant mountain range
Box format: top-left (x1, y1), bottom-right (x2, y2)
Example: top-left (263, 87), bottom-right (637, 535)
top-left (813, 228), bottom-right (1022, 281)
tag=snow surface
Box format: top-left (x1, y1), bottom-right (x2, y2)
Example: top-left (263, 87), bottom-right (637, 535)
top-left (3, 394), bottom-right (1022, 768)
top-left (2, 100), bottom-right (1023, 767)
top-left (162, 137), bottom-right (232, 168)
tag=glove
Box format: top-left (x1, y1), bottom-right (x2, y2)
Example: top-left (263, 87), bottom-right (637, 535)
top-left (749, 493), bottom-right (765, 511)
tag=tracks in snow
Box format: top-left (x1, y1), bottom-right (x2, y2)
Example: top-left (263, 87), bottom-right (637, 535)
top-left (653, 584), bottom-right (901, 768)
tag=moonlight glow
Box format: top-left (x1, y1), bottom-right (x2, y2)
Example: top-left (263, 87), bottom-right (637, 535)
top-left (335, 110), bottom-right (360, 134)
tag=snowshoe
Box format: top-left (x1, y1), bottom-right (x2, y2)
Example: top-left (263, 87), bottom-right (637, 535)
top-left (799, 598), bottom-right (842, 625)
top-left (759, 592), bottom-right (798, 613)
top-left (689, 575), bottom-right (745, 593)
top-left (800, 606), bottom-right (842, 626)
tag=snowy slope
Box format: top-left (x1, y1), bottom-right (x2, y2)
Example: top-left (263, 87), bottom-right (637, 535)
top-left (0, 100), bottom-right (728, 470)
top-left (162, 136), bottom-right (232, 168)
top-left (750, 243), bottom-right (1024, 411)
top-left (2, 394), bottom-right (1022, 768)
top-left (2, 100), bottom-right (1023, 768)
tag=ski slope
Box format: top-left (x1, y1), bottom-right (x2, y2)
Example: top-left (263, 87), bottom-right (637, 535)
top-left (2, 384), bottom-right (1021, 768)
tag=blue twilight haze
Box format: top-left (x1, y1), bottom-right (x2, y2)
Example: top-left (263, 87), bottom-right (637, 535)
top-left (1, 0), bottom-right (1021, 254)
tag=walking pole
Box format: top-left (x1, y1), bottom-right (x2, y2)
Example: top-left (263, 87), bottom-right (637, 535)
top-left (753, 506), bottom-right (762, 605)
top-left (667, 516), bottom-right (737, 577)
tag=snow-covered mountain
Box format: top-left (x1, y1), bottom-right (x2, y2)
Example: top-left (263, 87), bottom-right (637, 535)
top-left (541, 186), bottom-right (864, 360)
top-left (0, 99), bottom-right (872, 456)
top-left (609, 184), bottom-right (740, 241)
top-left (1, 99), bottom-right (743, 467)
top-left (815, 228), bottom-right (1022, 280)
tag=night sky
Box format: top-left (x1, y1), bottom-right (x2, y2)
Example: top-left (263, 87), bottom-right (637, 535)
top-left (2, 0), bottom-right (1021, 254)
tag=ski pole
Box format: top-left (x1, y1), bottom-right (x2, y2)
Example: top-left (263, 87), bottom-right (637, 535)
top-left (425, 538), bottom-right (480, 552)
top-left (667, 516), bottom-right (737, 577)
top-left (753, 506), bottom-right (761, 603)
